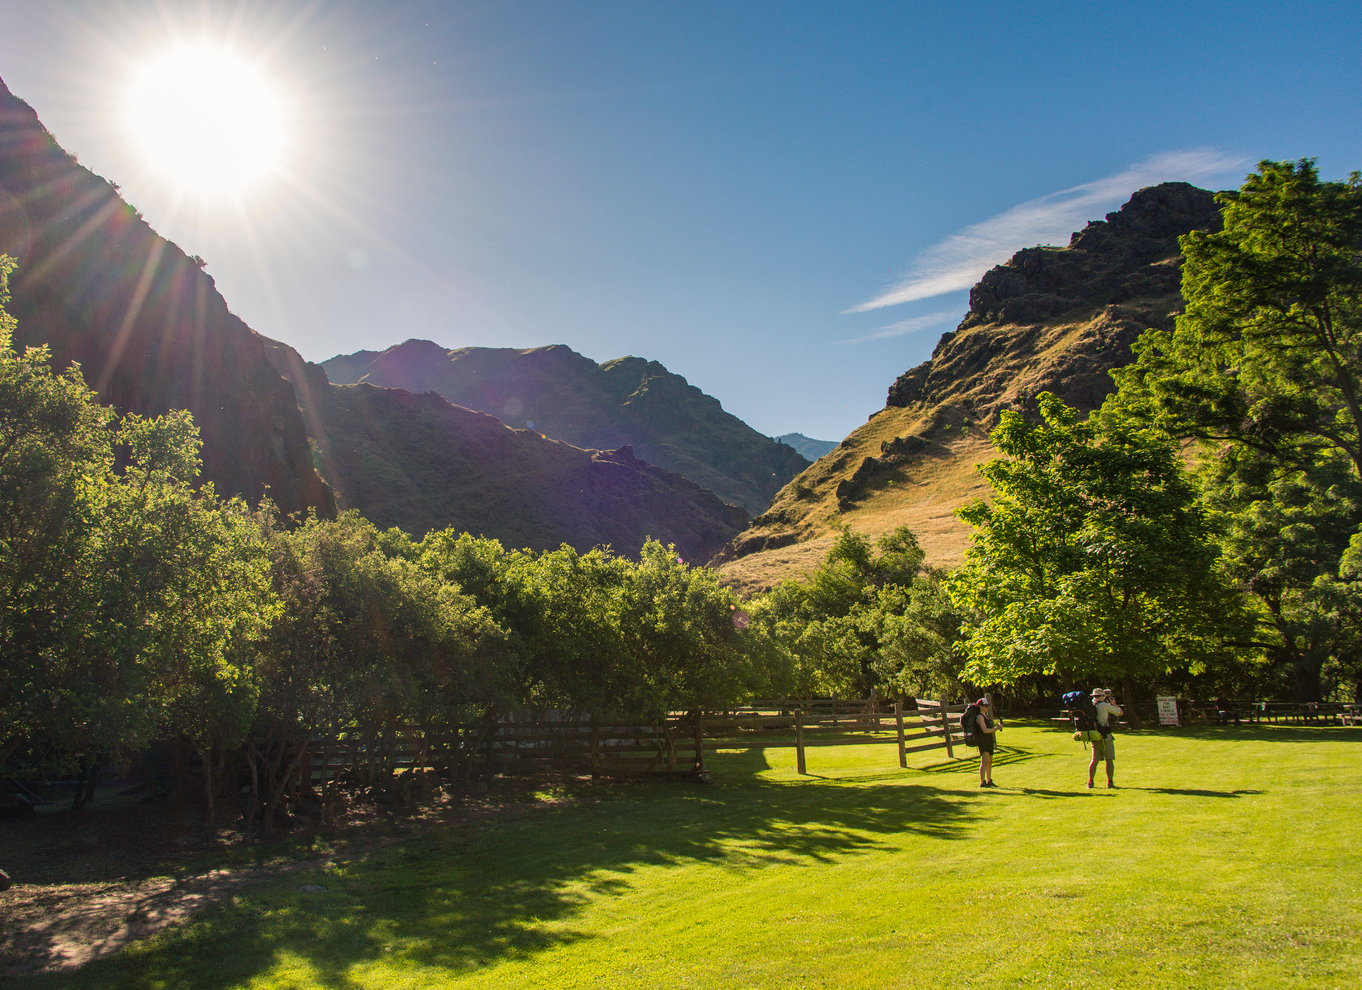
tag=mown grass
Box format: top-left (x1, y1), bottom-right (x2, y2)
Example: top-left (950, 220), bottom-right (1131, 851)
top-left (17, 721), bottom-right (1359, 990)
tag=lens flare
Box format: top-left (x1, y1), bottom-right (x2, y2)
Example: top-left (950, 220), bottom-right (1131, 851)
top-left (123, 43), bottom-right (288, 196)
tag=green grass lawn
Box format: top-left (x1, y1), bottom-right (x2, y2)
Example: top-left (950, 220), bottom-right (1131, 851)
top-left (19, 721), bottom-right (1360, 990)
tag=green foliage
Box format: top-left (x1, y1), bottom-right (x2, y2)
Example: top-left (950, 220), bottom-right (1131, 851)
top-left (416, 532), bottom-right (755, 720)
top-left (0, 255), bottom-right (279, 780)
top-left (1116, 159), bottom-right (1362, 475)
top-left (1110, 160), bottom-right (1362, 700)
top-left (951, 392), bottom-right (1245, 687)
top-left (747, 525), bottom-right (963, 699)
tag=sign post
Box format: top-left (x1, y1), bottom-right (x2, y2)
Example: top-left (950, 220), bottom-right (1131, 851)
top-left (1156, 696), bottom-right (1181, 727)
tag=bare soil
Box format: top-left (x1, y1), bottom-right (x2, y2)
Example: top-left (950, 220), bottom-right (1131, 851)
top-left (0, 777), bottom-right (555, 978)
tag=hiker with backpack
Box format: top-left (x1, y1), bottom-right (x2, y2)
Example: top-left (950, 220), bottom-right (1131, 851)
top-left (1087, 687), bottom-right (1123, 789)
top-left (1061, 687), bottom-right (1123, 789)
top-left (965, 698), bottom-right (1002, 788)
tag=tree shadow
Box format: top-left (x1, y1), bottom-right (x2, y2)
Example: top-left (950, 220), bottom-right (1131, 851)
top-left (6, 752), bottom-right (984, 987)
top-left (1122, 787), bottom-right (1264, 798)
top-left (1085, 724), bottom-right (1360, 744)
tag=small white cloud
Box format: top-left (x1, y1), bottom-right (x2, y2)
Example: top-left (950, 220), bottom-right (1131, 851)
top-left (848, 149), bottom-right (1247, 314)
top-left (839, 310), bottom-right (957, 345)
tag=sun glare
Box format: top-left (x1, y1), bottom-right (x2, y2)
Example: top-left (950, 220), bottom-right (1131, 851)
top-left (123, 44), bottom-right (289, 197)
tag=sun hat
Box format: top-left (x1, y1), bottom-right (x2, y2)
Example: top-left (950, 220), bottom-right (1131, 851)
top-left (1091, 687), bottom-right (1106, 698)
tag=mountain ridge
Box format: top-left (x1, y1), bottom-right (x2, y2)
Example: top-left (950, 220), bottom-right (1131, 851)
top-left (0, 75), bottom-right (334, 518)
top-left (321, 339), bottom-right (809, 514)
top-left (264, 338), bottom-right (748, 560)
top-left (774, 433), bottom-right (838, 462)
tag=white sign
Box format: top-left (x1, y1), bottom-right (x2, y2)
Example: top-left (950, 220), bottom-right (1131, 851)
top-left (1156, 696), bottom-right (1180, 727)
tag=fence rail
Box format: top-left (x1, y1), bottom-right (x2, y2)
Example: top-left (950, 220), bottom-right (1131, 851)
top-left (302, 697), bottom-right (978, 786)
top-left (1177, 700), bottom-right (1361, 725)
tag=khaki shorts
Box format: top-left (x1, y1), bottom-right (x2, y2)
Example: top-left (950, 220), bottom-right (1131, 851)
top-left (1087, 729), bottom-right (1114, 761)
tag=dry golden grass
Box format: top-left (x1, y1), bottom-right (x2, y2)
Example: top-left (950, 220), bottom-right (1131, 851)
top-left (712, 300), bottom-right (1173, 594)
top-left (714, 403), bottom-right (997, 594)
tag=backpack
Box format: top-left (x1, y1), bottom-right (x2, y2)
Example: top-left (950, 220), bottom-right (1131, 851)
top-left (1062, 690), bottom-right (1108, 736)
top-left (959, 703), bottom-right (981, 747)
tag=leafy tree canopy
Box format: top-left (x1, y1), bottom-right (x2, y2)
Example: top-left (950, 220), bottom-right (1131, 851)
top-left (951, 392), bottom-right (1247, 688)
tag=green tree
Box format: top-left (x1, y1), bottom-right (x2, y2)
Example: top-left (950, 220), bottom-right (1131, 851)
top-left (746, 525), bottom-right (960, 700)
top-left (0, 256), bottom-right (113, 769)
top-left (1115, 160), bottom-right (1362, 476)
top-left (951, 392), bottom-right (1244, 693)
top-left (1, 256), bottom-right (277, 794)
top-left (251, 512), bottom-right (513, 825)
top-left (614, 540), bottom-right (752, 719)
top-left (1111, 160), bottom-right (1362, 700)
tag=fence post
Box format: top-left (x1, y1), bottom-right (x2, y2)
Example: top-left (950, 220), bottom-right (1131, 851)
top-left (895, 700), bottom-right (907, 768)
top-left (795, 710), bottom-right (807, 775)
top-left (590, 719), bottom-right (601, 778)
top-left (940, 696), bottom-right (955, 759)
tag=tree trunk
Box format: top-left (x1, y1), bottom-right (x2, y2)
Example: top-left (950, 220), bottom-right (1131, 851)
top-left (71, 756), bottom-right (99, 811)
top-left (1121, 674), bottom-right (1142, 727)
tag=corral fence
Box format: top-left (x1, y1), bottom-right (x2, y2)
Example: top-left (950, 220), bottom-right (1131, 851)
top-left (1175, 699), bottom-right (1361, 726)
top-left (302, 697), bottom-right (975, 789)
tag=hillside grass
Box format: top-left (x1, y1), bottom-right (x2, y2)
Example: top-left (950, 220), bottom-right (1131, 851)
top-left (715, 404), bottom-right (994, 593)
top-left (18, 722), bottom-right (1359, 990)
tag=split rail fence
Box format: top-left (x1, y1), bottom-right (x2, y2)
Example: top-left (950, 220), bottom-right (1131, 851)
top-left (302, 698), bottom-right (974, 788)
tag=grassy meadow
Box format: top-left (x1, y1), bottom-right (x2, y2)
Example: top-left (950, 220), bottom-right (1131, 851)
top-left (16, 721), bottom-right (1359, 990)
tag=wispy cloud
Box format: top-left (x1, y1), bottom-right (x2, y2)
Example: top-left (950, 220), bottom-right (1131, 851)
top-left (848, 149), bottom-right (1247, 314)
top-left (839, 310), bottom-right (957, 345)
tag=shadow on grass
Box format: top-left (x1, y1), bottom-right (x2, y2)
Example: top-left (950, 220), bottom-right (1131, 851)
top-left (1151, 725), bottom-right (1361, 744)
top-left (1123, 787), bottom-right (1264, 798)
top-left (11, 753), bottom-right (982, 988)
top-left (914, 746), bottom-right (1050, 774)
top-left (1034, 722), bottom-right (1362, 744)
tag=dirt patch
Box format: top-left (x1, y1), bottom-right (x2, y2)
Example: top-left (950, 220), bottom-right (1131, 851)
top-left (1, 867), bottom-right (284, 975)
top-left (0, 777), bottom-right (577, 978)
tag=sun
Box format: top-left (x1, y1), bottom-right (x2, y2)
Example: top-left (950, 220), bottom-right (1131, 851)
top-left (122, 44), bottom-right (289, 198)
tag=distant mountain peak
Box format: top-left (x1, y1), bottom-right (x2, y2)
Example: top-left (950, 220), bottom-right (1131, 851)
top-left (322, 341), bottom-right (809, 514)
top-left (774, 433), bottom-right (838, 462)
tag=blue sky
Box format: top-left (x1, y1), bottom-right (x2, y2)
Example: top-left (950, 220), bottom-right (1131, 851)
top-left (2, 1), bottom-right (1360, 441)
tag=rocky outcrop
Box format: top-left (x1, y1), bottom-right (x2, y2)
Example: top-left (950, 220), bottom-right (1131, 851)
top-left (962, 182), bottom-right (1221, 329)
top-left (322, 341), bottom-right (809, 515)
top-left (887, 182), bottom-right (1221, 419)
top-left (0, 77), bottom-right (333, 516)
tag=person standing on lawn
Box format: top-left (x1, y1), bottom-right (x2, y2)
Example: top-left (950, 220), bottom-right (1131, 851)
top-left (974, 698), bottom-right (1002, 787)
top-left (1087, 687), bottom-right (1122, 789)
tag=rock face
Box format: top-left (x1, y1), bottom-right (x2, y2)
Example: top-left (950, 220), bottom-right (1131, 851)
top-left (887, 182), bottom-right (1222, 415)
top-left (264, 339), bottom-right (749, 561)
top-left (0, 77), bottom-right (333, 517)
top-left (321, 341), bottom-right (809, 515)
top-left (714, 183), bottom-right (1224, 592)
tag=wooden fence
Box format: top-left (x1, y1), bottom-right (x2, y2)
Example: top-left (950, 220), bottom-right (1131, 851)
top-left (302, 698), bottom-right (975, 787)
top-left (1177, 700), bottom-right (1361, 726)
